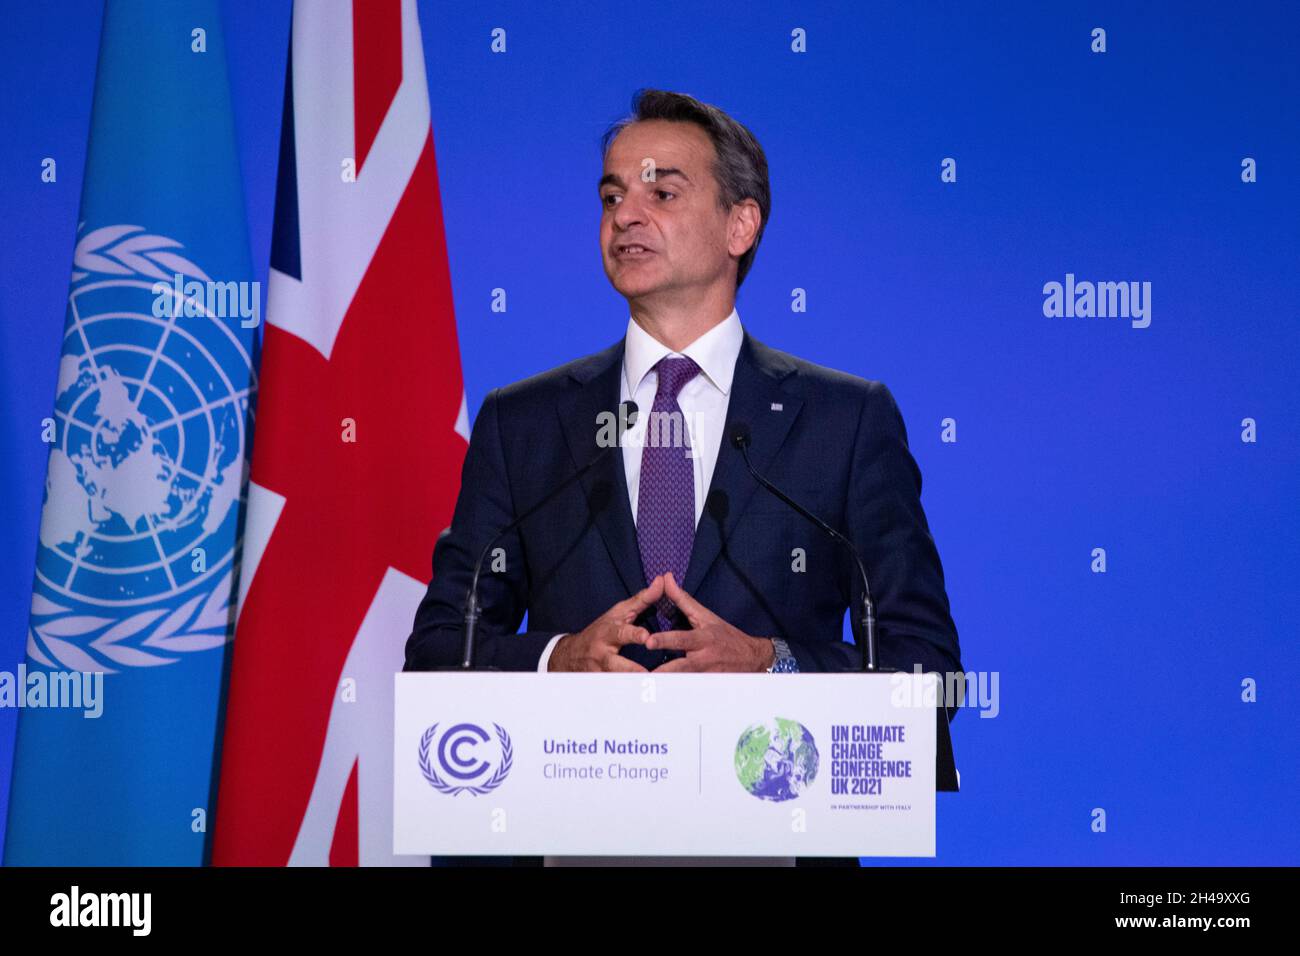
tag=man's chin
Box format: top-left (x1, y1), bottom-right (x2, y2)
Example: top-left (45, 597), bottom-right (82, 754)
top-left (609, 273), bottom-right (663, 300)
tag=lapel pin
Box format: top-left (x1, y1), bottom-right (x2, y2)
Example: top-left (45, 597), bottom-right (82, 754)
top-left (770, 402), bottom-right (783, 412)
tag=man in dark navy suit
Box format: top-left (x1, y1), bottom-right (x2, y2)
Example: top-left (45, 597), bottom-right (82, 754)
top-left (405, 89), bottom-right (961, 866)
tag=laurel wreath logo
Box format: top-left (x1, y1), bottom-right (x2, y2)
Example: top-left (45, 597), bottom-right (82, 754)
top-left (71, 223), bottom-right (210, 284)
top-left (28, 222), bottom-right (243, 674)
top-left (418, 723), bottom-right (514, 796)
top-left (27, 569), bottom-right (236, 674)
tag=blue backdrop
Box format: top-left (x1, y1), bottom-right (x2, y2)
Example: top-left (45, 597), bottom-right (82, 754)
top-left (2, 0), bottom-right (1297, 864)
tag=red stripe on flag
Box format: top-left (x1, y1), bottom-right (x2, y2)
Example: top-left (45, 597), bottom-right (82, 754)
top-left (352, 0), bottom-right (403, 176)
top-left (213, 131), bottom-right (466, 865)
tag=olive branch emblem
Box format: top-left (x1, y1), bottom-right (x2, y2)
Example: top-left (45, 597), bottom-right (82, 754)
top-left (71, 223), bottom-right (210, 283)
top-left (26, 221), bottom-right (247, 673)
top-left (28, 569), bottom-right (235, 673)
top-left (418, 723), bottom-right (513, 796)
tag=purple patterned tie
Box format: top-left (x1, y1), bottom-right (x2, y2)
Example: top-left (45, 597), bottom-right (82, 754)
top-left (637, 355), bottom-right (701, 632)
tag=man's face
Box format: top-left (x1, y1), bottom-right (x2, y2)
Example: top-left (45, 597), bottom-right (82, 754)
top-left (598, 119), bottom-right (744, 303)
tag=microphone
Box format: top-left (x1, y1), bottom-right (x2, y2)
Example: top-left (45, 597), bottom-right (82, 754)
top-left (453, 400), bottom-right (640, 670)
top-left (730, 423), bottom-right (887, 673)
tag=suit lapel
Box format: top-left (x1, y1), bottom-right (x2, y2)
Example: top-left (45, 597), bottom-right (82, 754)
top-left (682, 331), bottom-right (802, 595)
top-left (556, 339), bottom-right (648, 598)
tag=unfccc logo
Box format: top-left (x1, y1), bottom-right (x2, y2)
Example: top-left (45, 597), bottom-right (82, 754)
top-left (418, 722), bottom-right (513, 796)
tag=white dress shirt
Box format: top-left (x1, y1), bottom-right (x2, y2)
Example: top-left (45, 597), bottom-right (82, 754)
top-left (536, 307), bottom-right (744, 672)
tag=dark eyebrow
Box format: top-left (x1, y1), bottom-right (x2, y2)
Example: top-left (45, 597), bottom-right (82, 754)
top-left (651, 167), bottom-right (691, 184)
top-left (597, 167), bottom-right (692, 192)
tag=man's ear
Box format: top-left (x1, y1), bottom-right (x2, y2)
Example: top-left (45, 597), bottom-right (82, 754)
top-left (727, 198), bottom-right (762, 257)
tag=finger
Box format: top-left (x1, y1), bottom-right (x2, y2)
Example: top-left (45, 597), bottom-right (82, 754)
top-left (604, 654), bottom-right (648, 673)
top-left (644, 628), bottom-right (707, 652)
top-left (612, 624), bottom-right (649, 647)
top-left (653, 656), bottom-right (696, 673)
top-left (662, 572), bottom-right (714, 627)
top-left (615, 575), bottom-right (666, 620)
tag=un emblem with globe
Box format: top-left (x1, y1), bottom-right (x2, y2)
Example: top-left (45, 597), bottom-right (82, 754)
top-left (734, 718), bottom-right (820, 801)
top-left (27, 224), bottom-right (256, 672)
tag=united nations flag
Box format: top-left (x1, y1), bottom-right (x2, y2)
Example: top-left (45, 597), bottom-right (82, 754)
top-left (4, 0), bottom-right (257, 864)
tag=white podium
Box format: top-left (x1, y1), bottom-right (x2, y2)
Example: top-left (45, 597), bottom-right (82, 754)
top-left (393, 671), bottom-right (938, 858)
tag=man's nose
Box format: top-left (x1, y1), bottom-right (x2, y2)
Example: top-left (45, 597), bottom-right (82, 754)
top-left (612, 191), bottom-right (648, 229)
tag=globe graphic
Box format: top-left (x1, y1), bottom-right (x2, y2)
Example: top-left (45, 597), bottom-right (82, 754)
top-left (734, 718), bottom-right (820, 801)
top-left (34, 278), bottom-right (251, 608)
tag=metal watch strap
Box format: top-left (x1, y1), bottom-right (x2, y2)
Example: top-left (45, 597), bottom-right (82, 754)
top-left (766, 637), bottom-right (799, 673)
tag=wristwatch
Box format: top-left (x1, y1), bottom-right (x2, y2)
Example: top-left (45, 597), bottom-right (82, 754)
top-left (766, 637), bottom-right (799, 673)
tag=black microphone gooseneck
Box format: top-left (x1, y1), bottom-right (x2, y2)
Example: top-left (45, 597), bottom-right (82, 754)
top-left (730, 423), bottom-right (883, 673)
top-left (457, 401), bottom-right (639, 669)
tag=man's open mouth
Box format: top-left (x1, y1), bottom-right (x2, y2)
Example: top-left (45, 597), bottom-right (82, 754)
top-left (614, 244), bottom-right (654, 258)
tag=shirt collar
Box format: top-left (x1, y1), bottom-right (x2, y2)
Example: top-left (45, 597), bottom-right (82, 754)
top-left (623, 307), bottom-right (743, 397)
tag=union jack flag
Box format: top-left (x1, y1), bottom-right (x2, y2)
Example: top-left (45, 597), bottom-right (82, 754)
top-left (214, 0), bottom-right (468, 866)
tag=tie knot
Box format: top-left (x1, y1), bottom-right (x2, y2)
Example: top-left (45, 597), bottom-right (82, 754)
top-left (654, 356), bottom-right (700, 401)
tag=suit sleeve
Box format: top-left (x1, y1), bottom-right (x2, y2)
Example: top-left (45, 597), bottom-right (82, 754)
top-left (404, 387), bottom-right (559, 671)
top-left (783, 382), bottom-right (963, 717)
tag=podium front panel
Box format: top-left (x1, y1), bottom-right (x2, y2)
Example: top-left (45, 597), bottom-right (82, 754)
top-left (394, 672), bottom-right (937, 857)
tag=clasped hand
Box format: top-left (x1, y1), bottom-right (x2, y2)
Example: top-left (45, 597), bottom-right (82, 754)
top-left (548, 572), bottom-right (775, 673)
